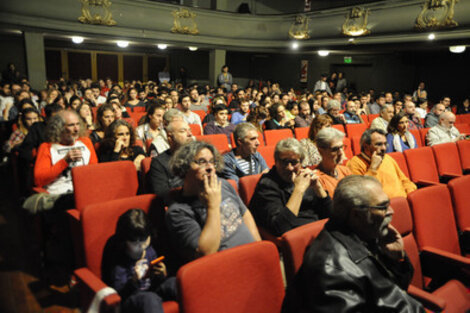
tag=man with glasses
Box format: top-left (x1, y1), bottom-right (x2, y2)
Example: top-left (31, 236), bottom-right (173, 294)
top-left (282, 175), bottom-right (424, 313)
top-left (347, 128), bottom-right (416, 198)
top-left (426, 111), bottom-right (465, 146)
top-left (249, 138), bottom-right (332, 236)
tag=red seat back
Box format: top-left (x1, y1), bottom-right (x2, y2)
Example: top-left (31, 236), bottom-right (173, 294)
top-left (332, 124), bottom-right (345, 133)
top-left (264, 129), bottom-right (293, 146)
top-left (189, 123), bottom-right (202, 136)
top-left (388, 152), bottom-right (410, 178)
top-left (294, 127), bottom-right (309, 140)
top-left (448, 175), bottom-right (470, 232)
top-left (72, 161), bottom-right (139, 212)
top-left (177, 241), bottom-right (285, 313)
top-left (390, 197), bottom-right (423, 288)
top-left (193, 110), bottom-right (206, 122)
top-left (350, 136), bottom-right (362, 155)
top-left (140, 157), bottom-right (152, 193)
top-left (409, 129), bottom-right (423, 147)
top-left (195, 134), bottom-right (230, 154)
top-left (454, 123), bottom-right (470, 135)
top-left (342, 137), bottom-right (353, 162)
top-left (419, 128), bottom-right (430, 146)
top-left (404, 147), bottom-right (440, 185)
top-left (281, 219), bottom-right (327, 285)
top-left (431, 142), bottom-right (463, 178)
top-left (257, 145), bottom-right (275, 168)
top-left (345, 123), bottom-right (368, 139)
top-left (239, 174), bottom-right (262, 206)
top-left (457, 140), bottom-right (470, 171)
top-left (81, 194), bottom-right (157, 278)
top-left (407, 185), bottom-right (461, 256)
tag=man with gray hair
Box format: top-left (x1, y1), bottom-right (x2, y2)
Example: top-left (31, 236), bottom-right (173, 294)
top-left (282, 175), bottom-right (425, 313)
top-left (220, 123), bottom-right (268, 182)
top-left (249, 138), bottom-right (332, 236)
top-left (149, 108), bottom-right (184, 156)
top-left (326, 99), bottom-right (346, 125)
top-left (370, 104), bottom-right (394, 132)
top-left (424, 103), bottom-right (446, 128)
top-left (426, 111), bottom-right (465, 146)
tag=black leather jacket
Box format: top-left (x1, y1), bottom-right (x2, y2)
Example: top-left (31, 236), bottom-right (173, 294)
top-left (282, 220), bottom-right (425, 313)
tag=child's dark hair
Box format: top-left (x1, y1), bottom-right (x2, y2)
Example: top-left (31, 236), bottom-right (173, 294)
top-left (115, 208), bottom-right (151, 242)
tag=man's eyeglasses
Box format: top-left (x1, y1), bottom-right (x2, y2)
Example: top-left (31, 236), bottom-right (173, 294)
top-left (330, 145), bottom-right (346, 153)
top-left (193, 158), bottom-right (216, 168)
top-left (359, 201), bottom-right (390, 211)
top-left (278, 158), bottom-right (300, 167)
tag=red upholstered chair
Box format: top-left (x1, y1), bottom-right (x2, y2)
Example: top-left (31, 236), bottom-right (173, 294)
top-left (431, 142), bottom-right (463, 179)
top-left (345, 123), bottom-right (368, 139)
top-left (280, 219), bottom-right (327, 286)
top-left (457, 140), bottom-right (470, 172)
top-left (264, 129), bottom-right (293, 146)
top-left (409, 129), bottom-right (423, 147)
top-left (403, 147), bottom-right (442, 186)
top-left (455, 123), bottom-right (470, 135)
top-left (176, 241), bottom-right (284, 313)
top-left (361, 114), bottom-right (369, 125)
top-left (230, 131), bottom-right (265, 147)
top-left (388, 152), bottom-right (410, 178)
top-left (69, 161), bottom-right (139, 266)
top-left (188, 123), bottom-right (201, 136)
top-left (391, 196), bottom-right (470, 313)
top-left (342, 137), bottom-right (353, 163)
top-left (74, 195), bottom-right (179, 313)
top-left (448, 175), bottom-right (470, 243)
top-left (258, 145), bottom-right (275, 168)
top-left (192, 110), bottom-right (206, 122)
top-left (140, 157), bottom-right (153, 194)
top-left (332, 124), bottom-right (345, 134)
top-left (239, 174), bottom-right (262, 206)
top-left (407, 185), bottom-right (470, 261)
top-left (294, 127), bottom-right (309, 140)
top-left (195, 134), bottom-right (230, 154)
top-left (368, 114), bottom-right (379, 124)
top-left (419, 128), bottom-right (430, 146)
top-left (350, 136), bottom-right (361, 155)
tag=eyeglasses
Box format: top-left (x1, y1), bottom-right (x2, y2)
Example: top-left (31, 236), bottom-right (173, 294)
top-left (330, 144), bottom-right (346, 153)
top-left (278, 158), bottom-right (300, 167)
top-left (359, 201), bottom-right (390, 211)
top-left (193, 158), bottom-right (216, 168)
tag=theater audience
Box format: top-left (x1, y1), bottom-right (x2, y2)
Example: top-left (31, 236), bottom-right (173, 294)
top-left (3, 107), bottom-right (40, 153)
top-left (426, 111), bottom-right (465, 146)
top-left (98, 119), bottom-right (145, 170)
top-left (249, 138), bottom-right (332, 236)
top-left (369, 94), bottom-right (385, 114)
top-left (264, 103), bottom-right (295, 130)
top-left (370, 104), bottom-right (394, 132)
top-left (230, 99), bottom-right (250, 125)
top-left (315, 128), bottom-right (351, 196)
top-left (343, 101), bottom-right (363, 124)
top-left (326, 100), bottom-right (346, 125)
top-left (125, 87), bottom-right (146, 109)
top-left (386, 112), bottom-right (417, 153)
top-left (179, 93), bottom-right (202, 128)
top-left (294, 100), bottom-right (313, 128)
top-left (149, 109), bottom-right (184, 157)
top-left (166, 141), bottom-right (261, 262)
top-left (203, 104), bottom-right (236, 140)
top-left (220, 123), bottom-right (268, 182)
top-left (347, 128), bottom-right (416, 198)
top-left (76, 102), bottom-right (94, 131)
top-left (136, 103), bottom-right (165, 143)
top-left (282, 175), bottom-right (424, 313)
top-left (403, 101), bottom-right (422, 130)
top-left (457, 98), bottom-right (470, 114)
top-left (300, 114), bottom-right (333, 167)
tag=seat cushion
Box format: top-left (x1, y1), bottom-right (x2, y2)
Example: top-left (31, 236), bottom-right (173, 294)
top-left (433, 280), bottom-right (470, 313)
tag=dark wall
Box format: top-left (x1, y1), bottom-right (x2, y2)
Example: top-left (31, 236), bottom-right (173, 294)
top-left (168, 49), bottom-right (209, 81)
top-left (0, 34), bottom-right (26, 81)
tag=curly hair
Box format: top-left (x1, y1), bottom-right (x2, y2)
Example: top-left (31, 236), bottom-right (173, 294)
top-left (45, 110), bottom-right (86, 143)
top-left (169, 141), bottom-right (224, 178)
top-left (308, 114), bottom-right (333, 141)
top-left (95, 104), bottom-right (115, 131)
top-left (101, 119), bottom-right (136, 158)
top-left (387, 111), bottom-right (407, 134)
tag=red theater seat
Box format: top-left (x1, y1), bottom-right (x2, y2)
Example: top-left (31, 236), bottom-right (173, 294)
top-left (404, 147), bottom-right (441, 186)
top-left (431, 142), bottom-right (463, 179)
top-left (457, 140), bottom-right (470, 172)
top-left (388, 152), bottom-right (410, 178)
top-left (264, 129), bottom-right (293, 146)
top-left (258, 145), bottom-right (275, 168)
top-left (195, 134), bottom-right (230, 154)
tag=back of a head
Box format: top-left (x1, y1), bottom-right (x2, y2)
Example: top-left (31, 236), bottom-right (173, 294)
top-left (115, 208), bottom-right (151, 242)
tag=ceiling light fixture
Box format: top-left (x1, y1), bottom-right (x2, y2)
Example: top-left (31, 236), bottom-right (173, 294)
top-left (188, 46), bottom-right (198, 51)
top-left (158, 44), bottom-right (168, 50)
top-left (291, 42), bottom-right (299, 49)
top-left (318, 50), bottom-right (329, 57)
top-left (71, 36), bottom-right (84, 44)
top-left (449, 45), bottom-right (466, 53)
top-left (116, 40), bottom-right (129, 48)
top-left (428, 33), bottom-right (435, 40)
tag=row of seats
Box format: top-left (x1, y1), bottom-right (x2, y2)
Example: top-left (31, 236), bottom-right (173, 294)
top-left (74, 173), bottom-right (470, 313)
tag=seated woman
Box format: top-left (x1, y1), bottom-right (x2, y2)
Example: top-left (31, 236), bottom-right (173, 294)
top-left (90, 104), bottom-right (115, 145)
top-left (97, 119), bottom-right (146, 171)
top-left (76, 102), bottom-right (94, 131)
top-left (457, 98), bottom-right (470, 115)
top-left (285, 101), bottom-right (299, 121)
top-left (386, 111), bottom-right (417, 153)
top-left (124, 87), bottom-right (146, 109)
top-left (246, 105), bottom-right (269, 132)
top-left (68, 95), bottom-right (82, 111)
top-left (4, 107), bottom-right (40, 153)
top-left (264, 103), bottom-right (295, 130)
top-left (315, 127), bottom-right (351, 196)
top-left (249, 138), bottom-right (332, 236)
top-left (110, 97), bottom-right (130, 119)
top-left (203, 104), bottom-right (236, 140)
top-left (135, 103), bottom-right (165, 143)
top-left (166, 140), bottom-right (261, 263)
top-left (102, 209), bottom-right (176, 313)
top-left (300, 114), bottom-right (333, 167)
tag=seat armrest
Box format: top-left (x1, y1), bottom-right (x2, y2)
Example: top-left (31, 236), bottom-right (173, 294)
top-left (440, 172), bottom-right (462, 179)
top-left (67, 208), bottom-right (81, 221)
top-left (415, 179), bottom-right (440, 187)
top-left (258, 227), bottom-right (282, 248)
top-left (407, 285), bottom-right (446, 312)
top-left (74, 268), bottom-right (121, 309)
top-left (32, 187), bottom-right (48, 194)
top-left (420, 246), bottom-right (470, 279)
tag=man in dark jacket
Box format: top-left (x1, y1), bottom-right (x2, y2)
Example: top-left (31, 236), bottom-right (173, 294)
top-left (220, 123), bottom-right (268, 183)
top-left (282, 175), bottom-right (425, 313)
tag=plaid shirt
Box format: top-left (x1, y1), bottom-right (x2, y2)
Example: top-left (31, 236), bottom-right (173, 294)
top-left (4, 129), bottom-right (25, 153)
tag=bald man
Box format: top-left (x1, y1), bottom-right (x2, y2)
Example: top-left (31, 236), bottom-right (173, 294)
top-left (426, 112), bottom-right (465, 146)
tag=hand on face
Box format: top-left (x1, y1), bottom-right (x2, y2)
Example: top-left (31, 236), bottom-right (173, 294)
top-left (370, 151), bottom-right (384, 171)
top-left (199, 172), bottom-right (222, 210)
top-left (379, 224), bottom-right (405, 261)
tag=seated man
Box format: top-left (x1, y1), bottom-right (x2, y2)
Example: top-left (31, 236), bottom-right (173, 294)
top-left (343, 100), bottom-right (363, 124)
top-left (249, 138), bottom-right (332, 236)
top-left (149, 108), bottom-right (184, 156)
top-left (203, 104), bottom-right (236, 141)
top-left (347, 128), bottom-right (416, 198)
top-left (33, 110), bottom-right (98, 209)
top-left (282, 175), bottom-right (425, 313)
top-left (165, 141), bottom-right (261, 263)
top-left (230, 99), bottom-right (250, 125)
top-left (326, 100), bottom-right (346, 125)
top-left (148, 119), bottom-right (194, 202)
top-left (426, 111), bottom-right (464, 146)
top-left (370, 104), bottom-right (394, 132)
top-left (220, 123), bottom-right (268, 182)
top-left (403, 101), bottom-right (423, 130)
top-left (294, 100), bottom-right (313, 128)
top-left (424, 103), bottom-right (445, 128)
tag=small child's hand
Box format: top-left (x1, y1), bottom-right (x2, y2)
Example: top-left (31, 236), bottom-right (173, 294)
top-left (152, 262), bottom-right (167, 278)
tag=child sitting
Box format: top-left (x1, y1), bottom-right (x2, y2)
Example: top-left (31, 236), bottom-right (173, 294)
top-left (102, 208), bottom-right (176, 313)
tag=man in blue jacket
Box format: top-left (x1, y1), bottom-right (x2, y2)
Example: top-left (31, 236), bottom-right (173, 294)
top-left (220, 123), bottom-right (268, 183)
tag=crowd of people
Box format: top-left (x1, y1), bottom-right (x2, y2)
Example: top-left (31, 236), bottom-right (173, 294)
top-left (1, 63), bottom-right (470, 313)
